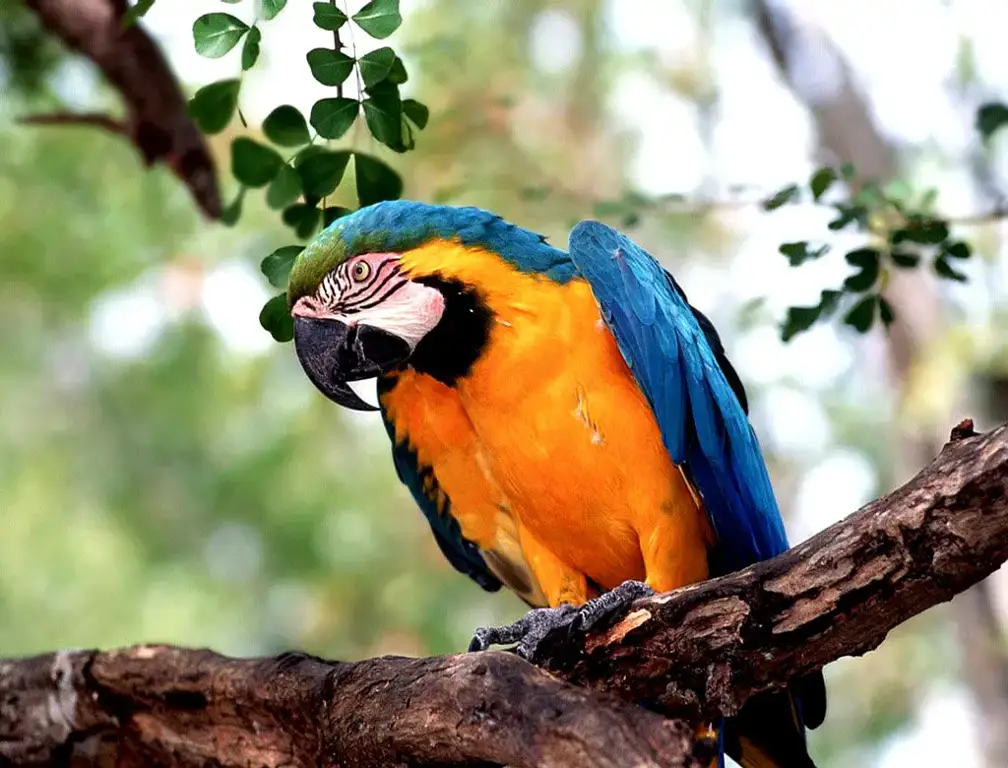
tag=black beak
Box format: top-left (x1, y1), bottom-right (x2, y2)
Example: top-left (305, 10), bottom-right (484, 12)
top-left (293, 317), bottom-right (411, 412)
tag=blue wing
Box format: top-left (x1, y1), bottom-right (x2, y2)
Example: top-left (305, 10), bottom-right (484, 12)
top-left (568, 220), bottom-right (788, 574)
top-left (569, 221), bottom-right (827, 767)
top-left (377, 389), bottom-right (502, 593)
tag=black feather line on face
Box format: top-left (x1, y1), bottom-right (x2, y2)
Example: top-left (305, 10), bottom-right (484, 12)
top-left (343, 272), bottom-right (403, 309)
top-left (344, 279), bottom-right (410, 314)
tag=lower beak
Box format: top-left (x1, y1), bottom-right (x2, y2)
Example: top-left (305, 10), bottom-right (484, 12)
top-left (293, 317), bottom-right (411, 412)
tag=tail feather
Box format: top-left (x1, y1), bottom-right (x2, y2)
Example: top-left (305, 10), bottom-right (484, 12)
top-left (724, 675), bottom-right (825, 768)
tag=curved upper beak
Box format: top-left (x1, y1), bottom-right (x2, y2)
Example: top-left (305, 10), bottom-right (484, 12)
top-left (293, 317), bottom-right (411, 411)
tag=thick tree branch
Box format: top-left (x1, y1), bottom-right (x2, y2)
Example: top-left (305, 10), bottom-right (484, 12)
top-left (21, 0), bottom-right (221, 219)
top-left (2, 421), bottom-right (1008, 767)
top-left (0, 647), bottom-right (709, 768)
top-left (538, 420), bottom-right (1008, 719)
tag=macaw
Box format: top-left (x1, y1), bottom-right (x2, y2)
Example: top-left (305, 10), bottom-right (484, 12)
top-left (287, 200), bottom-right (827, 768)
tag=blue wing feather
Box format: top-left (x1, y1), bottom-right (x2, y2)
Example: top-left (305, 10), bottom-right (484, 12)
top-left (568, 220), bottom-right (788, 572)
top-left (569, 221), bottom-right (827, 768)
top-left (377, 389), bottom-right (502, 593)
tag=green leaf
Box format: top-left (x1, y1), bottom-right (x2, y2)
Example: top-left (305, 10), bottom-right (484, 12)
top-left (402, 98), bottom-right (429, 129)
top-left (780, 289), bottom-right (842, 342)
top-left (943, 240), bottom-right (972, 259)
top-left (387, 56), bottom-right (408, 84)
top-left (297, 150), bottom-right (351, 198)
top-left (844, 294), bottom-right (877, 333)
top-left (778, 241), bottom-right (829, 267)
top-left (310, 97), bottom-right (359, 139)
top-left (188, 79), bottom-right (240, 134)
top-left (840, 162), bottom-right (856, 181)
top-left (358, 47), bottom-right (396, 87)
top-left (192, 13), bottom-right (249, 58)
top-left (241, 26), bottom-right (261, 70)
top-left (879, 296), bottom-right (895, 327)
top-left (313, 2), bottom-right (348, 30)
top-left (934, 254), bottom-right (968, 282)
top-left (919, 187), bottom-right (939, 212)
top-left (781, 306), bottom-right (820, 342)
top-left (352, 0), bottom-right (402, 39)
top-left (818, 289), bottom-right (843, 317)
top-left (261, 245), bottom-right (304, 289)
top-left (306, 48), bottom-right (355, 87)
top-left (123, 0), bottom-right (157, 28)
top-left (323, 206), bottom-right (352, 227)
top-left (850, 181), bottom-right (885, 210)
top-left (399, 118), bottom-right (415, 151)
top-left (362, 91), bottom-right (404, 150)
top-left (260, 293), bottom-right (294, 342)
top-left (810, 167), bottom-right (836, 201)
top-left (976, 101), bottom-right (1008, 142)
top-left (231, 137), bottom-right (284, 187)
top-left (843, 248), bottom-right (881, 292)
top-left (762, 184), bottom-right (800, 211)
top-left (354, 153), bottom-right (403, 206)
top-left (827, 203), bottom-right (867, 232)
top-left (283, 204), bottom-right (323, 239)
top-left (266, 164), bottom-right (302, 209)
top-left (263, 105), bottom-right (311, 147)
top-left (890, 249), bottom-right (920, 269)
top-left (220, 187), bottom-right (245, 226)
top-left (261, 0), bottom-right (287, 21)
top-left (893, 218), bottom-right (949, 245)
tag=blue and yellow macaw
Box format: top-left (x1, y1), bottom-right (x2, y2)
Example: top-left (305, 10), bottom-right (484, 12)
top-left (287, 200), bottom-right (826, 768)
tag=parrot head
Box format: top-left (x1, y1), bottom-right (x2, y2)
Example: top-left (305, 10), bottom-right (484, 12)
top-left (289, 249), bottom-right (449, 411)
top-left (286, 201), bottom-right (550, 411)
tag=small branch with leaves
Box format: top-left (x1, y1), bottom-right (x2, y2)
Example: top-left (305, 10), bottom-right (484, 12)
top-left (569, 103), bottom-right (1008, 343)
top-left (182, 0), bottom-right (427, 344)
top-left (3, 419), bottom-right (1008, 768)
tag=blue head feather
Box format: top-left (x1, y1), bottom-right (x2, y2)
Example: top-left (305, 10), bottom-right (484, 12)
top-left (287, 200), bottom-right (576, 305)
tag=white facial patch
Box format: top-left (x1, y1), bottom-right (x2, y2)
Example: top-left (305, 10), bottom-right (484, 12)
top-left (292, 252), bottom-right (446, 349)
top-left (345, 279), bottom-right (445, 349)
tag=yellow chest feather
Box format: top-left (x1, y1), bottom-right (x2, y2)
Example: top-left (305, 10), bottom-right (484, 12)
top-left (379, 242), bottom-right (712, 603)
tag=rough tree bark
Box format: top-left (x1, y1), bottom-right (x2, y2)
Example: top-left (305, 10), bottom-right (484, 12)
top-left (2, 421), bottom-right (1008, 768)
top-left (21, 0), bottom-right (221, 219)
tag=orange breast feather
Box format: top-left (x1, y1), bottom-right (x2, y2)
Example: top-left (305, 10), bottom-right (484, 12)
top-left (380, 241), bottom-right (713, 607)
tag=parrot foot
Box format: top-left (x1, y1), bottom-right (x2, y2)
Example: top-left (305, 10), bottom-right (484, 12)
top-left (468, 604), bottom-right (578, 659)
top-left (468, 580), bottom-right (655, 660)
top-left (572, 579), bottom-right (656, 633)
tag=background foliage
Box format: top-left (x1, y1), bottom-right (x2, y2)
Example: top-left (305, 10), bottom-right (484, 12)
top-left (2, 1), bottom-right (1008, 767)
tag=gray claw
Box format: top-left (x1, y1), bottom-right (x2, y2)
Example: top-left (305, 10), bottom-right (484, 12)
top-left (467, 581), bottom-right (655, 659)
top-left (575, 579), bottom-right (655, 632)
top-left (469, 605), bottom-right (577, 659)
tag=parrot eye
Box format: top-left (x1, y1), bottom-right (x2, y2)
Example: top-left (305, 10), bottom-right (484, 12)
top-left (351, 261), bottom-right (371, 282)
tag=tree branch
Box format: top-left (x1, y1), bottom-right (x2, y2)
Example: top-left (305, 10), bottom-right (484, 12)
top-left (21, 0), bottom-right (222, 219)
top-left (0, 647), bottom-right (710, 768)
top-left (2, 420), bottom-right (1008, 767)
top-left (537, 419), bottom-right (1008, 719)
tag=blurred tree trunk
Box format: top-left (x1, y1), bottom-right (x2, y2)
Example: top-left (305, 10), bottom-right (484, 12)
top-left (750, 1), bottom-right (1008, 764)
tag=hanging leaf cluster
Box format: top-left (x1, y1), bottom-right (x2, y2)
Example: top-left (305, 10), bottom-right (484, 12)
top-left (763, 159), bottom-right (980, 342)
top-left (186, 0), bottom-right (423, 343)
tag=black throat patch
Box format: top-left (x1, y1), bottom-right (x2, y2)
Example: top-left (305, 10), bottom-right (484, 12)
top-left (405, 275), bottom-right (492, 386)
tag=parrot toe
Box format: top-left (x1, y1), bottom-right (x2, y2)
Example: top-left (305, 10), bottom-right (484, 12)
top-left (571, 579), bottom-right (655, 633)
top-left (468, 581), bottom-right (655, 660)
top-left (468, 604), bottom-right (578, 659)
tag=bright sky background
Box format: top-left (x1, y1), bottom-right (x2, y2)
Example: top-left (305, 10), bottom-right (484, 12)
top-left (81, 3), bottom-right (1008, 765)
